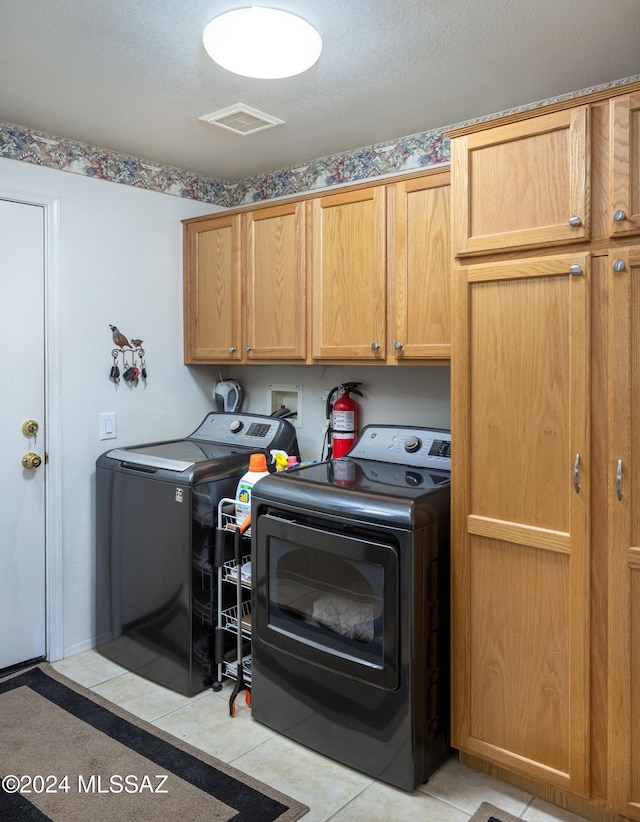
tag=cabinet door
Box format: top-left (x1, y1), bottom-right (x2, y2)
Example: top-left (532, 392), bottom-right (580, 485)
top-left (607, 246), bottom-right (640, 819)
top-left (243, 202), bottom-right (307, 360)
top-left (311, 187), bottom-right (386, 360)
top-left (609, 93), bottom-right (640, 238)
top-left (183, 214), bottom-right (241, 362)
top-left (390, 172), bottom-right (451, 360)
top-left (452, 107), bottom-right (590, 256)
top-left (452, 253), bottom-right (591, 794)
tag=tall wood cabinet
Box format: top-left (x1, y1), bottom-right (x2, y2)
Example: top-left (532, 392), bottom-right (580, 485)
top-left (452, 253), bottom-right (591, 795)
top-left (450, 81), bottom-right (640, 821)
top-left (607, 245), bottom-right (640, 820)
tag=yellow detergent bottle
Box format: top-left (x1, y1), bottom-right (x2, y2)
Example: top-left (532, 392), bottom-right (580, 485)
top-left (235, 453), bottom-right (270, 527)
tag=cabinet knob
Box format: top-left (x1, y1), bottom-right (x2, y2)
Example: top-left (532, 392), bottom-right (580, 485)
top-left (568, 216), bottom-right (582, 227)
top-left (612, 258), bottom-right (625, 272)
top-left (394, 342), bottom-right (403, 351)
top-left (613, 209), bottom-right (627, 222)
top-left (228, 346), bottom-right (237, 353)
top-left (569, 265), bottom-right (583, 277)
top-left (371, 342), bottom-right (380, 351)
top-left (245, 345), bottom-right (252, 352)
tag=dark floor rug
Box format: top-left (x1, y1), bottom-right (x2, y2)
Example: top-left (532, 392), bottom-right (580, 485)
top-left (0, 664), bottom-right (308, 822)
top-left (469, 802), bottom-right (522, 822)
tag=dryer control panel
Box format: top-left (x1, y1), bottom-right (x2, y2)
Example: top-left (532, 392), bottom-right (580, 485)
top-left (346, 425), bottom-right (451, 471)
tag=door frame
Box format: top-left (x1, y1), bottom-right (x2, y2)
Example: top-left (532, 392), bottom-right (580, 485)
top-left (1, 184), bottom-right (63, 661)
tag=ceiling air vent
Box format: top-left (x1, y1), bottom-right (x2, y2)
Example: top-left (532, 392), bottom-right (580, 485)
top-left (199, 104), bottom-right (284, 135)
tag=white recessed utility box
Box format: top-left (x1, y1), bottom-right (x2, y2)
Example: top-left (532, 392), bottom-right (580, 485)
top-left (267, 384), bottom-right (302, 428)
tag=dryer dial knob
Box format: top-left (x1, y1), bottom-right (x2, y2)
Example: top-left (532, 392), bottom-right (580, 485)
top-left (229, 419), bottom-right (243, 433)
top-left (404, 436), bottom-right (422, 453)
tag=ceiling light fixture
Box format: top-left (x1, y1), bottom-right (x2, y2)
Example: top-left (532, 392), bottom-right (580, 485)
top-left (202, 6), bottom-right (322, 79)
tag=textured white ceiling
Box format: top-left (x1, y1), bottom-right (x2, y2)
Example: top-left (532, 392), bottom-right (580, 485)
top-left (1, 0), bottom-right (639, 182)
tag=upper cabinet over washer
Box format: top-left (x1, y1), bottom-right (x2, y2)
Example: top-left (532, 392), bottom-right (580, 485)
top-left (242, 201), bottom-right (307, 361)
top-left (183, 212), bottom-right (242, 362)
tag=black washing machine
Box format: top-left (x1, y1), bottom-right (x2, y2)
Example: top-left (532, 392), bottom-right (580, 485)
top-left (95, 412), bottom-right (299, 696)
top-left (251, 424), bottom-right (451, 791)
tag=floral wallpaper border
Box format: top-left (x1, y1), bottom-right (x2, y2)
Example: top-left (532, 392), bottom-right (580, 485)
top-left (1, 75), bottom-right (638, 208)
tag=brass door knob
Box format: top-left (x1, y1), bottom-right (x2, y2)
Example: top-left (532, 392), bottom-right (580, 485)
top-left (22, 419), bottom-right (39, 437)
top-left (22, 452), bottom-right (42, 470)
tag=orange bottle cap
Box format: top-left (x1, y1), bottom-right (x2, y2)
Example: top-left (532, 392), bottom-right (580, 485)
top-left (249, 453), bottom-right (268, 472)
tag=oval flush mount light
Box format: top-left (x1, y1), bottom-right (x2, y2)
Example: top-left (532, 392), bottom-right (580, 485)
top-left (202, 6), bottom-right (322, 79)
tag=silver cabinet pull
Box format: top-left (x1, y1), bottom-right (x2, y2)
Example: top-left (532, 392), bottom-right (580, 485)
top-left (245, 345), bottom-right (252, 352)
top-left (612, 258), bottom-right (625, 272)
top-left (371, 342), bottom-right (380, 351)
top-left (568, 216), bottom-right (582, 227)
top-left (613, 210), bottom-right (627, 222)
top-left (394, 342), bottom-right (403, 351)
top-left (616, 459), bottom-right (623, 501)
top-left (228, 346), bottom-right (237, 353)
top-left (569, 265), bottom-right (583, 276)
top-left (573, 454), bottom-right (581, 493)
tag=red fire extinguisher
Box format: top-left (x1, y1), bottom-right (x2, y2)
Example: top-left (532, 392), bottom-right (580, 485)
top-left (325, 382), bottom-right (362, 459)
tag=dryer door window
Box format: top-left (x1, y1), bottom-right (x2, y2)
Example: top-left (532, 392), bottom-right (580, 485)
top-left (254, 513), bottom-right (400, 689)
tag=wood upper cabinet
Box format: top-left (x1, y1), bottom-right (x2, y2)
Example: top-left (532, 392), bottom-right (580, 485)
top-left (183, 213), bottom-right (242, 362)
top-left (609, 92), bottom-right (640, 239)
top-left (607, 245), bottom-right (640, 820)
top-left (452, 252), bottom-right (591, 795)
top-left (242, 201), bottom-right (307, 360)
top-left (184, 203), bottom-right (307, 364)
top-left (452, 107), bottom-right (590, 256)
top-left (184, 170), bottom-right (452, 364)
top-left (389, 172), bottom-right (451, 360)
top-left (310, 187), bottom-right (387, 360)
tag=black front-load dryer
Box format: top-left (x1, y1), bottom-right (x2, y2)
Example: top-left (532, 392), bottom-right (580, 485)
top-left (251, 424), bottom-right (451, 791)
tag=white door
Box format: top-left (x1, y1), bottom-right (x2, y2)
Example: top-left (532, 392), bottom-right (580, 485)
top-left (0, 199), bottom-right (46, 669)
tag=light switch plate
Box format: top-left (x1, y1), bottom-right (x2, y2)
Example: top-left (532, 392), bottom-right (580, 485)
top-left (100, 411), bottom-right (117, 440)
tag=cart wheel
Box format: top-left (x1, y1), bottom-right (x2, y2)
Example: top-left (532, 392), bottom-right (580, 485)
top-left (211, 681), bottom-right (223, 692)
top-left (245, 690), bottom-right (251, 707)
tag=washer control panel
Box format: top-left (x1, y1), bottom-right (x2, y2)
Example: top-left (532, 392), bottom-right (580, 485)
top-left (189, 412), bottom-right (287, 447)
top-left (346, 425), bottom-right (451, 470)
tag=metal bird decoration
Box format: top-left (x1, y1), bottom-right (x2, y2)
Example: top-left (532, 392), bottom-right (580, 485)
top-left (110, 324), bottom-right (131, 349)
top-left (109, 325), bottom-right (147, 386)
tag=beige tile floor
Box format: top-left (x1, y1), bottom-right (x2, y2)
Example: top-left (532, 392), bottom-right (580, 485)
top-left (52, 650), bottom-right (591, 822)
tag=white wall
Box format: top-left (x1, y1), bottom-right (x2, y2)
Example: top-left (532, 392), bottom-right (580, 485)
top-left (0, 156), bottom-right (452, 659)
top-left (227, 364), bottom-right (451, 461)
top-left (0, 157), bottom-right (218, 656)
